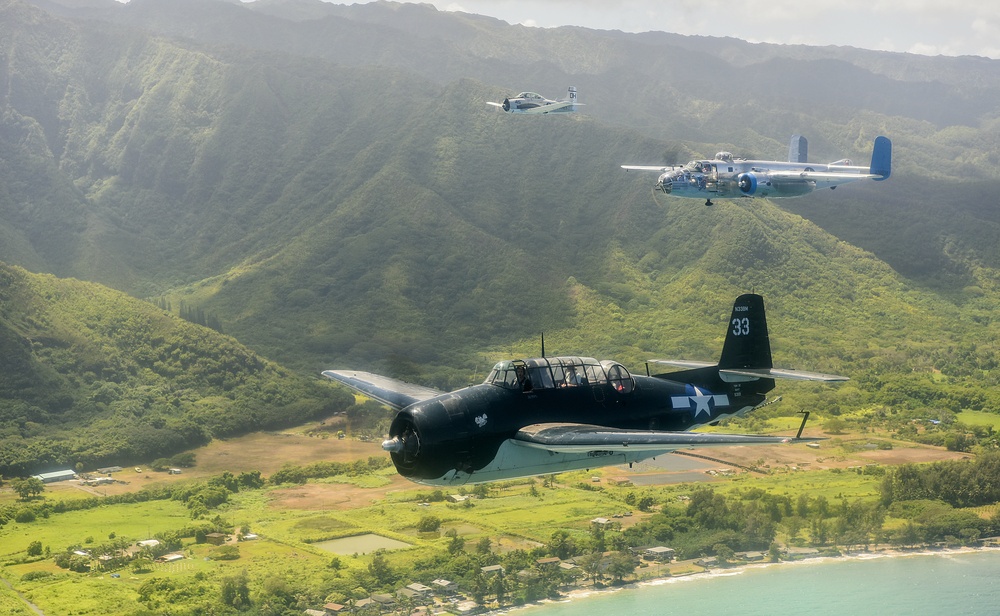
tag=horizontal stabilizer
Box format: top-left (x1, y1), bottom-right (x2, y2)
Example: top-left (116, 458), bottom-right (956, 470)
top-left (321, 370), bottom-right (443, 410)
top-left (514, 422), bottom-right (816, 454)
top-left (647, 359), bottom-right (716, 370)
top-left (647, 360), bottom-right (848, 382)
top-left (720, 368), bottom-right (849, 382)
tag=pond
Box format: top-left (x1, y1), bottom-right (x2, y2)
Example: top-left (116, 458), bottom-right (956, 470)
top-left (313, 533), bottom-right (411, 555)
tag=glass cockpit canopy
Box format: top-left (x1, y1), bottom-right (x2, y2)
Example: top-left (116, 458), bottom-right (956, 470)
top-left (516, 92), bottom-right (544, 100)
top-left (485, 356), bottom-right (633, 393)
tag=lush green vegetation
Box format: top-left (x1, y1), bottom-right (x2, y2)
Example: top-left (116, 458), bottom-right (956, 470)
top-left (0, 263), bottom-right (352, 476)
top-left (0, 0), bottom-right (997, 490)
top-left (4, 448), bottom-right (1000, 615)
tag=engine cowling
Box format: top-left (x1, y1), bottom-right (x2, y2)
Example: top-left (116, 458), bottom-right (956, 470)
top-left (737, 172), bottom-right (760, 195)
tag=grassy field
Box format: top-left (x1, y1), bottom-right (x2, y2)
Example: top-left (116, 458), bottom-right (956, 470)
top-left (0, 424), bottom-right (978, 615)
top-left (957, 410), bottom-right (1000, 429)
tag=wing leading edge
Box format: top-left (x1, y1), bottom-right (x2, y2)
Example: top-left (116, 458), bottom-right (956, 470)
top-left (321, 370), bottom-right (443, 410)
top-left (514, 422), bottom-right (815, 454)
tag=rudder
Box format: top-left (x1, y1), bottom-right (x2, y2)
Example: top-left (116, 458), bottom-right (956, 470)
top-left (869, 135), bottom-right (891, 180)
top-left (788, 135), bottom-right (808, 163)
top-left (718, 294), bottom-right (773, 370)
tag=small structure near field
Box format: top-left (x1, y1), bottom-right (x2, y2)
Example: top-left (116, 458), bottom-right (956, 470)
top-left (33, 470), bottom-right (76, 483)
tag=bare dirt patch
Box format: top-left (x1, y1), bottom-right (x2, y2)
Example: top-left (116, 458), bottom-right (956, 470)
top-left (72, 433), bottom-right (389, 496)
top-left (270, 476), bottom-right (411, 511)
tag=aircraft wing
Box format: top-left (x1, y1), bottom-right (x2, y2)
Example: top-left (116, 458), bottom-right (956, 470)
top-left (770, 169), bottom-right (879, 188)
top-left (321, 370), bottom-right (444, 410)
top-left (524, 101), bottom-right (573, 114)
top-left (513, 422), bottom-right (812, 454)
top-left (621, 164), bottom-right (675, 172)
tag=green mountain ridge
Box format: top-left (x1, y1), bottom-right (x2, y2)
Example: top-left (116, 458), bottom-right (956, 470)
top-left (0, 262), bottom-right (351, 476)
top-left (1, 0), bottom-right (1000, 474)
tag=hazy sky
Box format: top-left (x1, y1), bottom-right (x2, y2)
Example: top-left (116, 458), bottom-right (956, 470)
top-left (358, 1), bottom-right (1000, 60)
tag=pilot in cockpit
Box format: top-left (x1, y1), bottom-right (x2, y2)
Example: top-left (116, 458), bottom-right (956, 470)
top-left (515, 364), bottom-right (533, 392)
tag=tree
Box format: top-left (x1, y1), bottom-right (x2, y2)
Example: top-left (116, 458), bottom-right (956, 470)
top-left (548, 530), bottom-right (576, 560)
top-left (26, 541), bottom-right (43, 557)
top-left (476, 537), bottom-right (492, 555)
top-left (577, 552), bottom-right (604, 585)
top-left (367, 550), bottom-right (395, 586)
top-left (417, 515), bottom-right (441, 533)
top-left (606, 551), bottom-right (637, 583)
top-left (12, 477), bottom-right (45, 500)
top-left (713, 543), bottom-right (735, 565)
top-left (220, 570), bottom-right (251, 609)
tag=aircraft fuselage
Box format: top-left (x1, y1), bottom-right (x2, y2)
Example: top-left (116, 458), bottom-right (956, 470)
top-left (385, 359), bottom-right (772, 485)
top-left (658, 158), bottom-right (859, 200)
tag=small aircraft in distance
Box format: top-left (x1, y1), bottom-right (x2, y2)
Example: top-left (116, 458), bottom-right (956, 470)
top-left (622, 135), bottom-right (891, 206)
top-left (487, 86), bottom-right (581, 114)
top-left (322, 294), bottom-right (847, 486)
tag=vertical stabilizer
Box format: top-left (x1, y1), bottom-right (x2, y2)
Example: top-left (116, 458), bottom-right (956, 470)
top-left (869, 135), bottom-right (892, 180)
top-left (718, 294), bottom-right (773, 370)
top-left (788, 135), bottom-right (808, 163)
top-left (568, 86), bottom-right (578, 110)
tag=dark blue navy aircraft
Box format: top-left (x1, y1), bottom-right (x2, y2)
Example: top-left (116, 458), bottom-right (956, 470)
top-left (323, 294), bottom-right (846, 486)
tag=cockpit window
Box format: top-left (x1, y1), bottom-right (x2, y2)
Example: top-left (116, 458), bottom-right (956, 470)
top-left (485, 357), bottom-right (607, 390)
top-left (602, 361), bottom-right (635, 394)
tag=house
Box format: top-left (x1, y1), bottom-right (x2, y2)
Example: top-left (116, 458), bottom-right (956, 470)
top-left (591, 517), bottom-right (611, 526)
top-left (157, 553), bottom-right (185, 563)
top-left (741, 551), bottom-right (765, 562)
top-left (205, 533), bottom-right (227, 546)
top-left (168, 468), bottom-right (183, 475)
top-left (353, 598), bottom-right (374, 611)
top-left (695, 556), bottom-right (718, 567)
top-left (431, 578), bottom-right (457, 593)
top-left (404, 583), bottom-right (432, 596)
top-left (447, 494), bottom-right (468, 503)
top-left (396, 587), bottom-right (422, 601)
top-left (370, 593), bottom-right (396, 609)
top-left (33, 470), bottom-right (76, 483)
top-left (322, 602), bottom-right (346, 614)
top-left (642, 546), bottom-right (676, 562)
top-left (536, 556), bottom-right (561, 567)
top-left (480, 564), bottom-right (504, 576)
top-left (137, 539), bottom-right (160, 548)
top-left (608, 477), bottom-right (633, 487)
top-left (304, 610), bottom-right (327, 616)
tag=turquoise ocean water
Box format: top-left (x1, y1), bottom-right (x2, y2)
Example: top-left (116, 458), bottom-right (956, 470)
top-left (520, 550), bottom-right (1000, 616)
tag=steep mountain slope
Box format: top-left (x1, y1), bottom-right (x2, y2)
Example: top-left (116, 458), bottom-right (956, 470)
top-left (0, 262), bottom-right (351, 475)
top-left (0, 0), bottom-right (997, 408)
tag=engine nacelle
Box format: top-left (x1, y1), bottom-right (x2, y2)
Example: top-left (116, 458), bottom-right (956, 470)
top-left (737, 172), bottom-right (761, 195)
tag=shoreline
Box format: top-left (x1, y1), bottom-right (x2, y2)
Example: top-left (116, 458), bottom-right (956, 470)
top-left (493, 545), bottom-right (1000, 615)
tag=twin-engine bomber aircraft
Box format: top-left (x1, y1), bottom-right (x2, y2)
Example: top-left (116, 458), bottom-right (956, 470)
top-left (622, 135), bottom-right (891, 206)
top-left (322, 294), bottom-right (847, 486)
top-left (487, 86), bottom-right (581, 114)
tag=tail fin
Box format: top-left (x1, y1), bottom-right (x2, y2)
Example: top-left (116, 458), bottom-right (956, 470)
top-left (567, 86), bottom-right (578, 110)
top-left (869, 135), bottom-right (891, 180)
top-left (718, 294), bottom-right (773, 370)
top-left (788, 135), bottom-right (808, 163)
